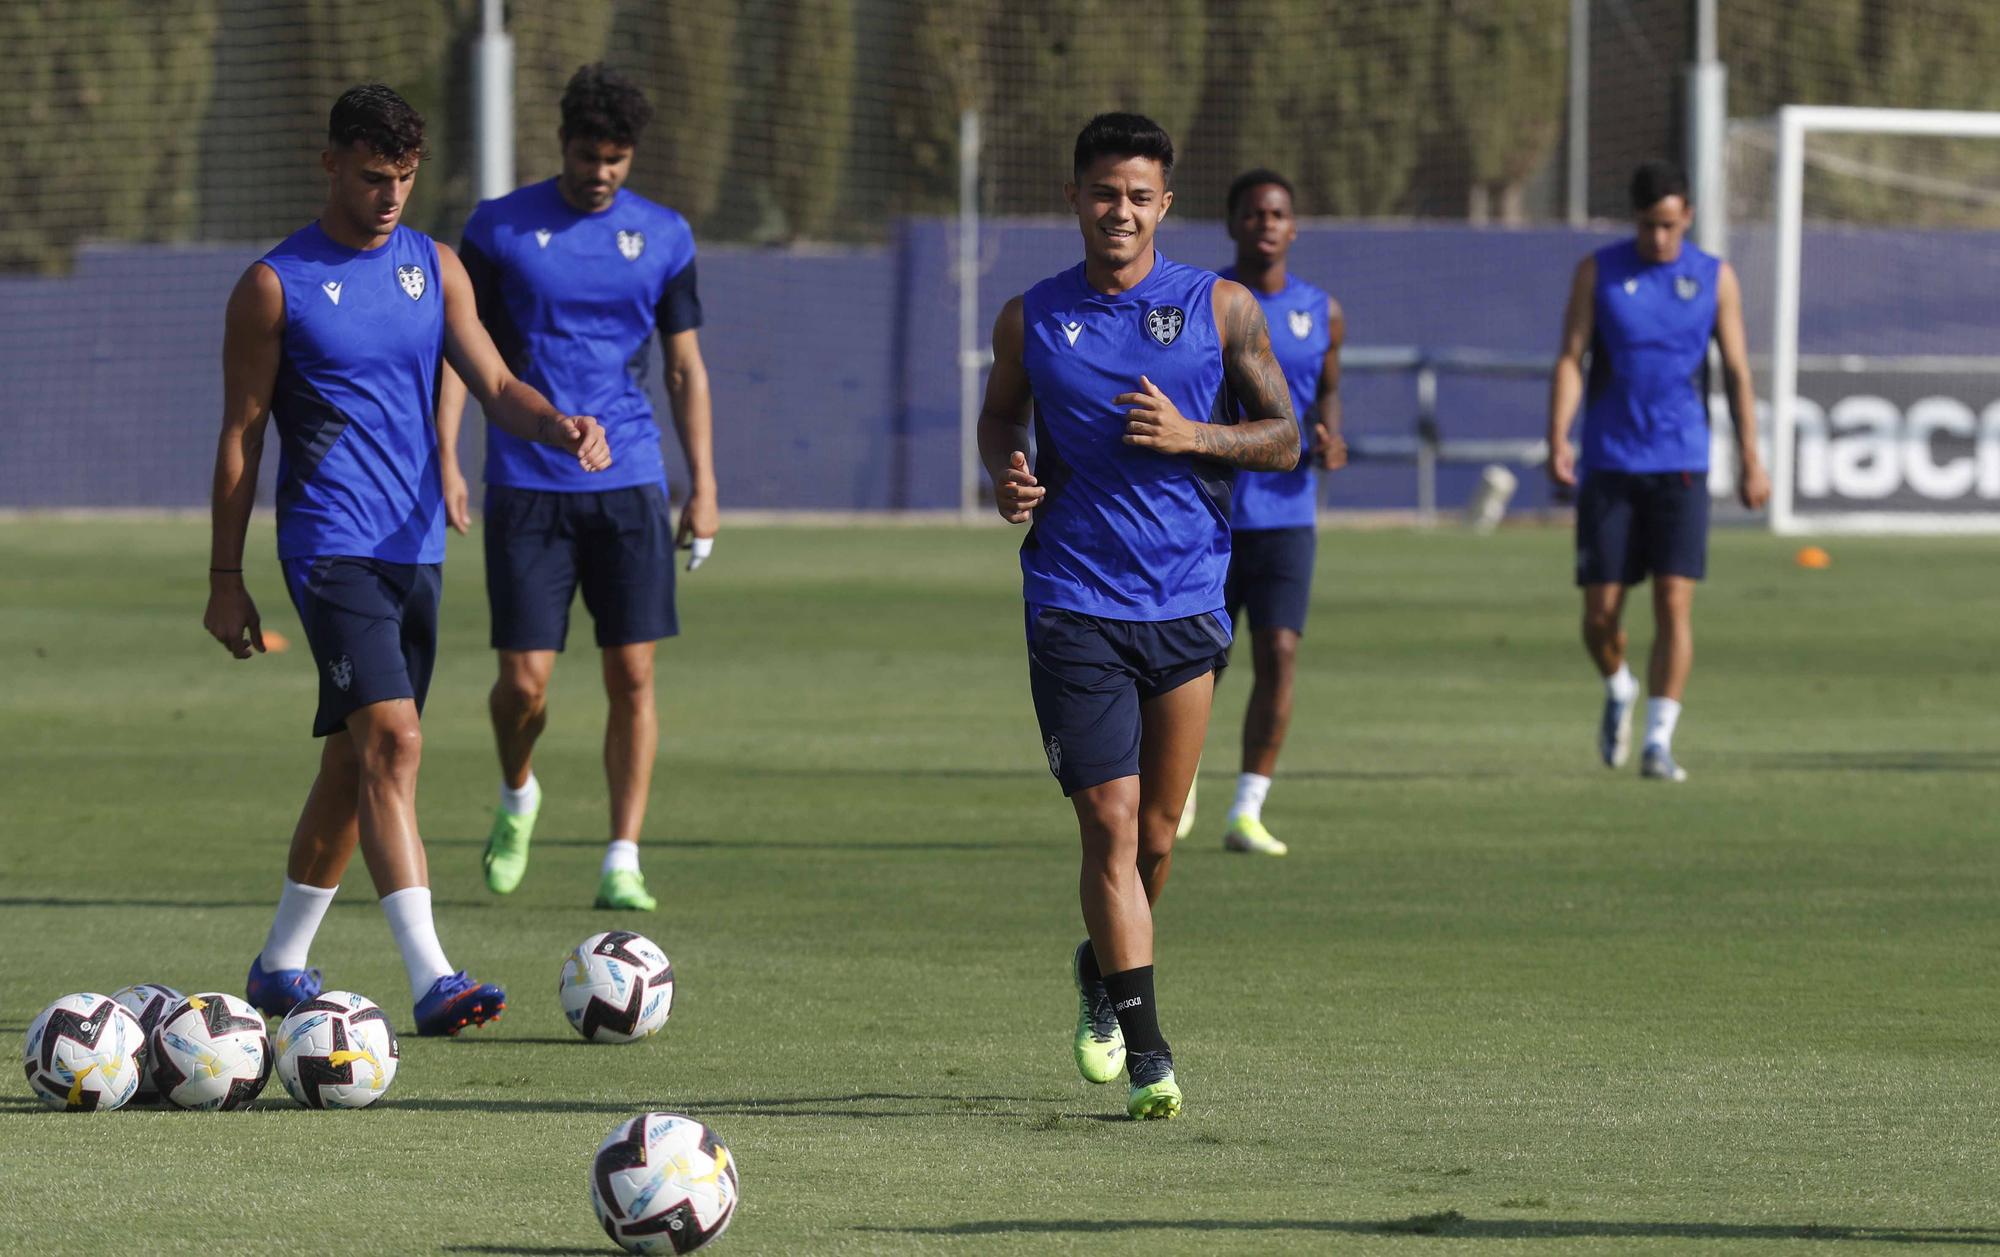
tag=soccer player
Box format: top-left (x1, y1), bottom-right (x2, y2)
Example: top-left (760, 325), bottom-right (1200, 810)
top-left (1547, 159), bottom-right (1769, 782)
top-left (438, 64), bottom-right (717, 913)
top-left (1213, 168), bottom-right (1345, 856)
top-left (976, 114), bottom-right (1300, 1119)
top-left (203, 86), bottom-right (611, 1035)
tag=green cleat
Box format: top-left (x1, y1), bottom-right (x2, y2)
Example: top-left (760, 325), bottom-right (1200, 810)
top-left (483, 803), bottom-right (538, 895)
top-left (1222, 815), bottom-right (1288, 856)
top-left (1126, 1050), bottom-right (1182, 1120)
top-left (1071, 941), bottom-right (1125, 1084)
top-left (595, 868), bottom-right (658, 912)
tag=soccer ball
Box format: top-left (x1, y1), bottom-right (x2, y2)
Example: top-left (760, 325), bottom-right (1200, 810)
top-left (559, 931), bottom-right (675, 1044)
top-left (111, 982), bottom-right (183, 1104)
top-left (151, 992), bottom-right (273, 1110)
top-left (274, 991), bottom-right (399, 1109)
top-left (22, 993), bottom-right (144, 1111)
top-left (590, 1113), bottom-right (739, 1254)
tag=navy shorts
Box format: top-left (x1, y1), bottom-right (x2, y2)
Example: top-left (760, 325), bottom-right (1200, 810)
top-left (484, 483), bottom-right (679, 652)
top-left (1575, 469), bottom-right (1710, 587)
top-left (1224, 526), bottom-right (1316, 636)
top-left (282, 556), bottom-right (442, 738)
top-left (1026, 605), bottom-right (1232, 796)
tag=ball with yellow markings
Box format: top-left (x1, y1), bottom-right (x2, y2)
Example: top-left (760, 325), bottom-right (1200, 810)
top-left (274, 990), bottom-right (400, 1110)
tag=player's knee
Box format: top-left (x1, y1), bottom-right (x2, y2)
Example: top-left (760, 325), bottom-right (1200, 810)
top-left (1075, 795), bottom-right (1138, 854)
top-left (1581, 607), bottom-right (1620, 640)
top-left (492, 671), bottom-right (547, 716)
top-left (603, 658), bottom-right (654, 706)
top-left (357, 722), bottom-right (422, 780)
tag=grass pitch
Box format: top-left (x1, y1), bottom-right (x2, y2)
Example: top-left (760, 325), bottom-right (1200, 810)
top-left (1, 519), bottom-right (1996, 1255)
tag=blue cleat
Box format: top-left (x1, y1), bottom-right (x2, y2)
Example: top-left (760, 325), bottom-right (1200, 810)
top-left (245, 956), bottom-right (323, 1018)
top-left (414, 971), bottom-right (507, 1037)
top-left (1640, 744), bottom-right (1688, 782)
top-left (1599, 693), bottom-right (1635, 768)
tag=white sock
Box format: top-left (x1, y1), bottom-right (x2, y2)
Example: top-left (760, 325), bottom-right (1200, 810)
top-left (1228, 773), bottom-right (1272, 823)
top-left (499, 773), bottom-right (541, 816)
top-left (379, 886), bottom-right (454, 999)
top-left (602, 840), bottom-right (641, 876)
top-left (1605, 663), bottom-right (1639, 703)
top-left (259, 879), bottom-right (337, 972)
top-left (1645, 697), bottom-right (1682, 751)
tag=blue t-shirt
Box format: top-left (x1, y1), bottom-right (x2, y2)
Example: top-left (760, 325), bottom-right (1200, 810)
top-left (1019, 252), bottom-right (1231, 622)
top-left (1582, 240), bottom-right (1720, 474)
top-left (261, 222), bottom-right (446, 564)
top-left (1218, 268), bottom-right (1332, 529)
top-left (461, 179), bottom-right (702, 493)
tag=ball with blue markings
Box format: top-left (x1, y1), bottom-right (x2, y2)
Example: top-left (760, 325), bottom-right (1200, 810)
top-left (560, 931), bottom-right (675, 1044)
top-left (274, 990), bottom-right (400, 1109)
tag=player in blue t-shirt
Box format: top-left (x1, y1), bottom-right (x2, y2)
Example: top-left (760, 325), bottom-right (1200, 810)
top-left (437, 65), bottom-right (717, 913)
top-left (1547, 160), bottom-right (1769, 782)
top-left (203, 86), bottom-right (611, 1037)
top-left (1211, 168), bottom-right (1345, 857)
top-left (976, 114), bottom-right (1301, 1120)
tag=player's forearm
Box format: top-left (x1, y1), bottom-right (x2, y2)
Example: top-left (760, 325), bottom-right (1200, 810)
top-left (1192, 416), bottom-right (1299, 471)
top-left (483, 376), bottom-right (574, 448)
top-left (1548, 359), bottom-right (1584, 443)
top-left (207, 424), bottom-right (263, 570)
top-left (1725, 367), bottom-right (1763, 465)
top-left (1317, 391), bottom-right (1342, 440)
top-left (435, 366), bottom-right (468, 467)
top-left (665, 365), bottom-right (717, 492)
top-left (977, 409), bottom-right (1029, 484)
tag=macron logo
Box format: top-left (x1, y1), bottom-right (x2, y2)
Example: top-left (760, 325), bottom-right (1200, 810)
top-left (321, 281), bottom-right (342, 305)
top-left (1061, 320), bottom-right (1083, 347)
top-left (535, 228), bottom-right (551, 248)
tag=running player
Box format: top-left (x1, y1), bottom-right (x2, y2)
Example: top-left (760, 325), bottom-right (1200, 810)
top-left (1214, 168), bottom-right (1345, 856)
top-left (204, 85), bottom-right (611, 1035)
top-left (1547, 159), bottom-right (1769, 781)
top-left (439, 64), bottom-right (716, 912)
top-left (976, 114), bottom-right (1300, 1119)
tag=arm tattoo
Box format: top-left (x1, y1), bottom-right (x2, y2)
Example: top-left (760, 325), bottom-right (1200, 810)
top-left (1197, 288), bottom-right (1300, 471)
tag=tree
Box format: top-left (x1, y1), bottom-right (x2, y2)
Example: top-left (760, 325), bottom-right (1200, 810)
top-left (616, 0), bottom-right (741, 230)
top-left (1440, 0), bottom-right (1565, 223)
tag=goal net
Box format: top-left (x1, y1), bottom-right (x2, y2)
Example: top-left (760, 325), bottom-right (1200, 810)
top-left (1733, 106), bottom-right (2000, 533)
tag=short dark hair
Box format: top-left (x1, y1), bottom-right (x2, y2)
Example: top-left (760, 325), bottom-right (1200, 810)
top-left (1630, 159), bottom-right (1690, 210)
top-left (560, 63), bottom-right (654, 147)
top-left (1072, 112), bottom-right (1175, 184)
top-left (1226, 168), bottom-right (1295, 216)
top-left (328, 84), bottom-right (427, 164)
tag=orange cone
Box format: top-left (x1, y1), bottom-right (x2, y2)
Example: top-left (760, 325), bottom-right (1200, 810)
top-left (1794, 546), bottom-right (1831, 570)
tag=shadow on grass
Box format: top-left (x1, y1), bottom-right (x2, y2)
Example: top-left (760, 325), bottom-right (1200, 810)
top-left (0, 896), bottom-right (277, 911)
top-left (424, 836), bottom-right (1019, 853)
top-left (1738, 750), bottom-right (2000, 775)
top-left (393, 1091), bottom-right (1056, 1121)
top-left (863, 1214), bottom-right (2000, 1244)
top-left (439, 1246), bottom-right (602, 1255)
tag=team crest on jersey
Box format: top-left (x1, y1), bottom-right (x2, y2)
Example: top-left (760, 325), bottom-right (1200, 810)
top-left (329, 655), bottom-right (353, 692)
top-left (616, 230), bottom-right (645, 261)
top-left (396, 265), bottom-right (426, 301)
top-left (1145, 305), bottom-right (1184, 346)
top-left (1287, 309), bottom-right (1313, 339)
top-left (1675, 275), bottom-right (1700, 301)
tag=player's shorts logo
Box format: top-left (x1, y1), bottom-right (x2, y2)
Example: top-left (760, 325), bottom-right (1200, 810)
top-left (1145, 306), bottom-right (1184, 346)
top-left (617, 230), bottom-right (646, 261)
top-left (1044, 735), bottom-right (1062, 777)
top-left (1675, 275), bottom-right (1700, 301)
top-left (396, 265), bottom-right (426, 301)
top-left (329, 654), bottom-right (353, 692)
top-left (1287, 309), bottom-right (1313, 339)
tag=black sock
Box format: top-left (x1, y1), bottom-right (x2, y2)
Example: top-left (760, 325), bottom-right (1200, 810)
top-left (1101, 965), bottom-right (1169, 1056)
top-left (1077, 939), bottom-right (1103, 985)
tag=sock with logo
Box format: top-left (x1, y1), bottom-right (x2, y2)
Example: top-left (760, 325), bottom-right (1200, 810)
top-left (1228, 772), bottom-right (1272, 824)
top-left (499, 773), bottom-right (540, 816)
top-left (260, 879), bottom-right (337, 973)
top-left (1644, 697), bottom-right (1682, 752)
top-left (1605, 663), bottom-right (1639, 703)
top-left (1101, 965), bottom-right (1169, 1057)
top-left (380, 886), bottom-right (455, 1000)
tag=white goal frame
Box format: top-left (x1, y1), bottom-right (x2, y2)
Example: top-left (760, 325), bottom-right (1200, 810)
top-left (1769, 105), bottom-right (2000, 534)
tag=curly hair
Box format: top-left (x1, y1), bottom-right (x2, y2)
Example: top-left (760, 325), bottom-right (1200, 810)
top-left (560, 63), bottom-right (654, 147)
top-left (328, 84), bottom-right (427, 164)
top-left (1226, 168), bottom-right (1295, 217)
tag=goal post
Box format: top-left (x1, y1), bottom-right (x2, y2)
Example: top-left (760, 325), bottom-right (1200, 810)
top-left (1768, 105), bottom-right (2000, 535)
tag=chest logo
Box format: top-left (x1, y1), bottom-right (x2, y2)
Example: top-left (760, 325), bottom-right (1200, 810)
top-left (396, 265), bottom-right (426, 301)
top-left (321, 281), bottom-right (343, 306)
top-left (1060, 319), bottom-right (1083, 347)
top-left (1675, 275), bottom-right (1700, 301)
top-left (1287, 309), bottom-right (1313, 339)
top-left (1145, 305), bottom-right (1184, 347)
top-left (1622, 278), bottom-right (1639, 295)
top-left (534, 228), bottom-right (551, 248)
top-left (617, 230), bottom-right (646, 261)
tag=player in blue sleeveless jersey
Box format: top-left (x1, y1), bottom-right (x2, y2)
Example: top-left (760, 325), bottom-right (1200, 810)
top-left (436, 65), bottom-right (718, 913)
top-left (203, 86), bottom-right (611, 1036)
top-left (976, 114), bottom-right (1301, 1120)
top-left (1211, 169), bottom-right (1345, 856)
top-left (1547, 160), bottom-right (1769, 782)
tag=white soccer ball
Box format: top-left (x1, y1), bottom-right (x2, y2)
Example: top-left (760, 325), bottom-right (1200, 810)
top-left (151, 992), bottom-right (273, 1110)
top-left (559, 931), bottom-right (675, 1044)
top-left (22, 993), bottom-right (144, 1111)
top-left (111, 982), bottom-right (183, 1105)
top-left (590, 1113), bottom-right (739, 1254)
top-left (274, 990), bottom-right (400, 1109)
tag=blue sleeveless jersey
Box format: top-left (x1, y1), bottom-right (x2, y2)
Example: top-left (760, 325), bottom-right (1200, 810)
top-left (461, 180), bottom-right (702, 493)
top-left (1020, 253), bottom-right (1231, 621)
top-left (262, 222), bottom-right (446, 563)
top-left (1218, 268), bottom-right (1331, 529)
top-left (1583, 240), bottom-right (1720, 474)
